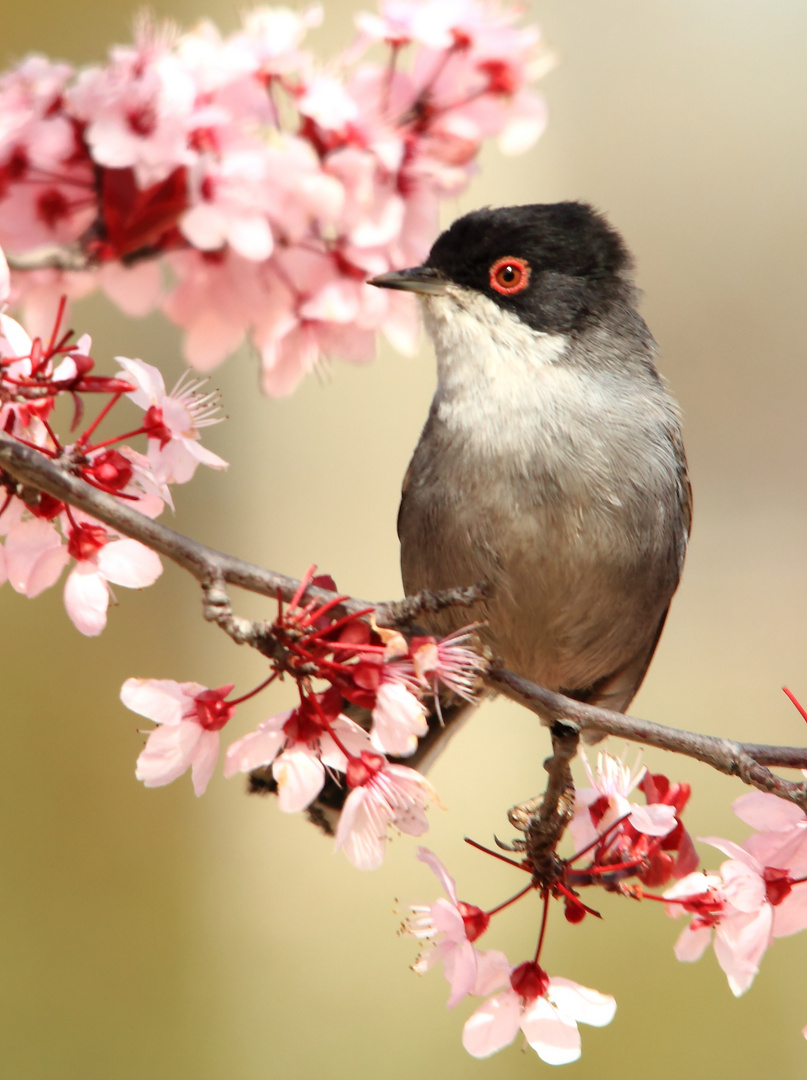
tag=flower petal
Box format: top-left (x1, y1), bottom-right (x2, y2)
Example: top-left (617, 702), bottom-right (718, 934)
top-left (462, 990), bottom-right (522, 1059)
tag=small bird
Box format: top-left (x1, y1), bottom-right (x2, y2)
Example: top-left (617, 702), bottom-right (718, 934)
top-left (370, 202), bottom-right (690, 720)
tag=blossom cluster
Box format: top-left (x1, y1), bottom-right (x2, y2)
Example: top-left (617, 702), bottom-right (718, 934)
top-left (0, 247), bottom-right (226, 634)
top-left (402, 752), bottom-right (807, 1065)
top-left (0, 0), bottom-right (551, 395)
top-left (122, 568), bottom-right (487, 869)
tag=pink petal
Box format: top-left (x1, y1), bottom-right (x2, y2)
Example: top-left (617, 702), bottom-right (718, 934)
top-left (334, 787), bottom-right (388, 870)
top-left (184, 439), bottom-right (228, 471)
top-left (702, 836), bottom-right (759, 869)
top-left (628, 802), bottom-right (677, 837)
top-left (97, 538), bottom-right (163, 588)
top-left (4, 517), bottom-right (67, 596)
top-left (0, 312), bottom-right (33, 357)
top-left (547, 978), bottom-right (617, 1028)
top-left (223, 720), bottom-right (289, 777)
top-left (63, 563), bottom-right (109, 636)
top-left (714, 906), bottom-right (773, 997)
top-left (443, 938), bottom-right (478, 1008)
top-left (319, 716), bottom-right (372, 769)
top-left (25, 542), bottom-right (71, 597)
top-left (733, 791), bottom-right (806, 831)
top-left (190, 729), bottom-right (220, 796)
top-left (116, 355), bottom-right (166, 408)
top-left (773, 886), bottom-right (807, 938)
top-left (521, 997), bottom-right (581, 1066)
top-left (101, 262), bottom-right (162, 316)
top-left (135, 720), bottom-right (202, 787)
top-left (462, 990), bottom-right (522, 1058)
top-left (674, 923), bottom-right (713, 962)
top-left (120, 678), bottom-right (204, 725)
top-left (472, 950), bottom-right (512, 997)
top-left (719, 860), bottom-right (766, 913)
top-left (417, 846), bottom-right (458, 903)
top-left (430, 896), bottom-right (466, 941)
top-left (0, 246), bottom-right (9, 306)
top-left (273, 746), bottom-right (325, 813)
top-left (370, 681), bottom-right (428, 757)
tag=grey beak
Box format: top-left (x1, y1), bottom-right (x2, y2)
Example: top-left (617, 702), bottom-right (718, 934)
top-left (368, 266), bottom-right (448, 295)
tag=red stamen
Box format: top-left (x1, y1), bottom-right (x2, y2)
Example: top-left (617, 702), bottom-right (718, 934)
top-left (783, 686), bottom-right (807, 724)
top-left (485, 882), bottom-right (535, 918)
top-left (228, 671), bottom-right (279, 707)
top-left (77, 391), bottom-right (125, 447)
top-left (534, 889), bottom-right (550, 964)
top-left (464, 837), bottom-right (531, 872)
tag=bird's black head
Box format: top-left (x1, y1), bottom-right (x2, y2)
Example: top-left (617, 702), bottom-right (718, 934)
top-left (371, 202), bottom-right (634, 334)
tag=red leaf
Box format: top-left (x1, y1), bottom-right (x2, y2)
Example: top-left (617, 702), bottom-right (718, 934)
top-left (100, 166), bottom-right (188, 258)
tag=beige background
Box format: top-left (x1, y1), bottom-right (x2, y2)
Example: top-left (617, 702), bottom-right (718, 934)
top-left (1, 1), bottom-right (806, 1077)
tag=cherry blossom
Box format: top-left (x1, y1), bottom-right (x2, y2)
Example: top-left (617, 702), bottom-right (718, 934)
top-left (224, 692), bottom-right (372, 814)
top-left (61, 512), bottom-right (163, 636)
top-left (735, 789), bottom-right (807, 882)
top-left (407, 847), bottom-right (492, 1006)
top-left (568, 750), bottom-right (678, 854)
top-left (462, 959), bottom-right (616, 1065)
top-left (1, 498), bottom-right (69, 598)
top-left (335, 751), bottom-right (439, 870)
top-left (409, 626), bottom-right (486, 701)
top-left (660, 831), bottom-right (807, 998)
top-left (116, 356), bottom-right (227, 485)
top-left (123, 677), bottom-right (236, 796)
top-left (0, 2), bottom-right (549, 393)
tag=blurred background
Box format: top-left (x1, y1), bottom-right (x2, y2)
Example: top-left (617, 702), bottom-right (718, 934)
top-left (1, 1), bottom-right (807, 1077)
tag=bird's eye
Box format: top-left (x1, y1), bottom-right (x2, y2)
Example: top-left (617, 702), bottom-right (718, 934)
top-left (488, 256), bottom-right (530, 295)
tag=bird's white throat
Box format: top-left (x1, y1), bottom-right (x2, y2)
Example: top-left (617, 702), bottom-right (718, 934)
top-left (421, 287), bottom-right (576, 460)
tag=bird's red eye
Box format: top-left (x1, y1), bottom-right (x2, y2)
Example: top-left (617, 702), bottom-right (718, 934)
top-left (489, 256), bottom-right (530, 295)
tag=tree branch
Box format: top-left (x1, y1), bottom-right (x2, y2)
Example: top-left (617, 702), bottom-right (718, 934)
top-left (488, 666), bottom-right (807, 810)
top-left (3, 432), bottom-right (807, 810)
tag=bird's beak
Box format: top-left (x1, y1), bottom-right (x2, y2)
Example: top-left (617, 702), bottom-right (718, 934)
top-left (367, 266), bottom-right (448, 295)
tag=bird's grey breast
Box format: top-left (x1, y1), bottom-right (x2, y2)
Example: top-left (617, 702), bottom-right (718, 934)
top-left (398, 290), bottom-right (689, 698)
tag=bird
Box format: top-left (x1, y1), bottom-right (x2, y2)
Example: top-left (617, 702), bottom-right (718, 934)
top-left (369, 201), bottom-right (690, 725)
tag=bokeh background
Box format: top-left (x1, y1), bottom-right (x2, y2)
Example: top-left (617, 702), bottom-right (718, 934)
top-left (1, 1), bottom-right (807, 1077)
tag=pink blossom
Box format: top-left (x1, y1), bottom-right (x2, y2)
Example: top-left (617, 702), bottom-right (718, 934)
top-left (462, 959), bottom-right (616, 1065)
top-left (234, 6), bottom-right (323, 78)
top-left (370, 680), bottom-right (428, 757)
top-left (0, 3), bottom-right (549, 391)
top-left (408, 847), bottom-right (491, 1006)
top-left (0, 244), bottom-right (9, 305)
top-left (569, 750), bottom-right (678, 853)
top-left (67, 32), bottom-right (197, 188)
top-left (224, 704), bottom-right (371, 814)
top-left (181, 146), bottom-right (274, 261)
top-left (660, 831), bottom-right (807, 997)
top-left (335, 751), bottom-right (439, 870)
top-left (410, 626), bottom-right (486, 701)
top-left (162, 249), bottom-right (264, 370)
top-left (356, 1), bottom-right (457, 49)
top-left (1, 498), bottom-right (69, 597)
top-left (0, 56), bottom-right (95, 251)
top-left (116, 356), bottom-right (227, 484)
top-left (123, 677), bottom-right (236, 796)
top-left (735, 790), bottom-right (807, 880)
top-left (62, 516), bottom-right (163, 636)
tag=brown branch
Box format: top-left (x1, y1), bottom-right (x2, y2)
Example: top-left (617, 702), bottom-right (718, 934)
top-left (0, 434), bottom-right (484, 626)
top-left (3, 432), bottom-right (807, 810)
top-left (488, 666), bottom-right (807, 811)
top-left (5, 244), bottom-right (93, 273)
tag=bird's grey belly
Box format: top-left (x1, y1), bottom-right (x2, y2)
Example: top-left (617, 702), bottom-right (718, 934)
top-left (399, 471), bottom-right (678, 696)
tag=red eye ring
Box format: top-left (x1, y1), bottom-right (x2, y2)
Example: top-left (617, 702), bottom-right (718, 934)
top-left (489, 255), bottom-right (530, 295)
